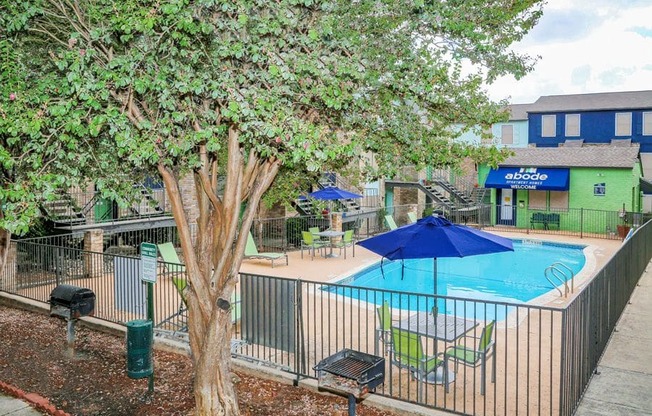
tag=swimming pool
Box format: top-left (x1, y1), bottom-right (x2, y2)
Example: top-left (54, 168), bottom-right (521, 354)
top-left (326, 239), bottom-right (586, 320)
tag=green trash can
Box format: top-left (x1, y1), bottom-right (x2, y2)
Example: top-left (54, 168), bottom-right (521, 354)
top-left (126, 319), bottom-right (153, 379)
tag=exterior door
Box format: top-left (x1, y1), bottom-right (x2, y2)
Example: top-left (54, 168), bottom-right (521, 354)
top-left (498, 189), bottom-right (516, 225)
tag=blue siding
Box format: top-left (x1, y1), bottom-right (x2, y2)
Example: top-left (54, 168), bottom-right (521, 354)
top-left (529, 110), bottom-right (652, 152)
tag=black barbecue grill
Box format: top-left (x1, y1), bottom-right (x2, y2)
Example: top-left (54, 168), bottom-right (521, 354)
top-left (314, 349), bottom-right (385, 416)
top-left (49, 284), bottom-right (96, 354)
top-left (50, 284), bottom-right (95, 320)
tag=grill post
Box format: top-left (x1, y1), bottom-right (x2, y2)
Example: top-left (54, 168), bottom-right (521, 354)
top-left (66, 318), bottom-right (77, 356)
top-left (347, 393), bottom-right (355, 416)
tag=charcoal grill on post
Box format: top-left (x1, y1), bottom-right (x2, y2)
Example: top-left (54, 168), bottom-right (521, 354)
top-left (49, 284), bottom-right (95, 354)
top-left (314, 349), bottom-right (385, 416)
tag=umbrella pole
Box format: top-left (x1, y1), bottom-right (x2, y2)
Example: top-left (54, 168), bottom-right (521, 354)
top-left (433, 258), bottom-right (438, 296)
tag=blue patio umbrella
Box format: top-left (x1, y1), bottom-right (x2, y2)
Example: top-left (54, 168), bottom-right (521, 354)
top-left (307, 186), bottom-right (363, 201)
top-left (304, 186), bottom-right (363, 228)
top-left (356, 215), bottom-right (514, 295)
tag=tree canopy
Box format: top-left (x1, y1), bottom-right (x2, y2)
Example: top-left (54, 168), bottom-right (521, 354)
top-left (2, 0), bottom-right (544, 414)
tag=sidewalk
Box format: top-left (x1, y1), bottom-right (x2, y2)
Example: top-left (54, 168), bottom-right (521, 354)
top-left (0, 392), bottom-right (44, 416)
top-left (575, 259), bottom-right (652, 415)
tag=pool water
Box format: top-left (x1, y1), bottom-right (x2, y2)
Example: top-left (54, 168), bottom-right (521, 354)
top-left (328, 239), bottom-right (586, 320)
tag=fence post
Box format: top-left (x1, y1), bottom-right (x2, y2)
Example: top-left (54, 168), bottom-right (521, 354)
top-left (294, 278), bottom-right (305, 386)
top-left (580, 208), bottom-right (583, 239)
top-left (559, 307), bottom-right (568, 415)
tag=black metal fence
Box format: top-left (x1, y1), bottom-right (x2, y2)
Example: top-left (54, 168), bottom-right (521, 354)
top-left (2, 220), bottom-right (652, 415)
top-left (559, 219), bottom-right (652, 415)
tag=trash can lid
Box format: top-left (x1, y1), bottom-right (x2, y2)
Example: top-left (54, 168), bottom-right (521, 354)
top-left (126, 319), bottom-right (152, 328)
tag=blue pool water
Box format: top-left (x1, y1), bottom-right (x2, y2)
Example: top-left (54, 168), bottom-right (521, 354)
top-left (327, 239), bottom-right (586, 321)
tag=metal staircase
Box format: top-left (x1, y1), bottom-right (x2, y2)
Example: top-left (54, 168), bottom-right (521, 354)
top-left (420, 183), bottom-right (459, 209)
top-left (41, 194), bottom-right (86, 226)
top-left (130, 185), bottom-right (165, 216)
top-left (386, 168), bottom-right (488, 212)
top-left (42, 185), bottom-right (166, 227)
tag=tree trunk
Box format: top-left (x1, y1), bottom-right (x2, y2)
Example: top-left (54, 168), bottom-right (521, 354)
top-left (157, 127), bottom-right (280, 415)
top-left (193, 305), bottom-right (239, 415)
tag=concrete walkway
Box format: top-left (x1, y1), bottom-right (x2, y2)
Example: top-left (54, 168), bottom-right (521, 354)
top-left (575, 259), bottom-right (652, 415)
top-left (0, 393), bottom-right (44, 416)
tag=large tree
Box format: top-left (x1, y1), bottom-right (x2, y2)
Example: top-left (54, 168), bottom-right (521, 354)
top-left (2, 0), bottom-right (543, 414)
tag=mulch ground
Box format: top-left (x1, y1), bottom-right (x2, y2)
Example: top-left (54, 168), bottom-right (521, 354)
top-left (0, 303), bottom-right (397, 416)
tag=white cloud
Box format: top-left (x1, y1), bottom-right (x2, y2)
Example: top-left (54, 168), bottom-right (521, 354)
top-left (486, 0), bottom-right (652, 104)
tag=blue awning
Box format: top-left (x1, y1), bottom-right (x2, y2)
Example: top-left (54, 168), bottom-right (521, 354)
top-left (484, 167), bottom-right (570, 191)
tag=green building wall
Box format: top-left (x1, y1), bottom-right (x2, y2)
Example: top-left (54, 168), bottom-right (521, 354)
top-left (478, 163), bottom-right (642, 234)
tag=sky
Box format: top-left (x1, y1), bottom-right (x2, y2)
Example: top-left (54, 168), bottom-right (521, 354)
top-left (485, 0), bottom-right (652, 104)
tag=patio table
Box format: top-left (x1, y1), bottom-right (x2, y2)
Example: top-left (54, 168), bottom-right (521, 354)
top-left (315, 230), bottom-right (346, 258)
top-left (394, 312), bottom-right (478, 384)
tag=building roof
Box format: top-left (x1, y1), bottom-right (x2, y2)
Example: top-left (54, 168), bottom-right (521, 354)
top-left (499, 145), bottom-right (640, 169)
top-left (527, 90), bottom-right (652, 113)
top-left (506, 104), bottom-right (532, 121)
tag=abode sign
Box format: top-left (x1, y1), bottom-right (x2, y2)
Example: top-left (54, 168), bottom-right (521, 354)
top-left (485, 167), bottom-right (570, 191)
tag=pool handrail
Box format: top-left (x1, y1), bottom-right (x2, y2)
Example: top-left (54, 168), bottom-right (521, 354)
top-left (551, 261), bottom-right (575, 293)
top-left (544, 262), bottom-right (574, 297)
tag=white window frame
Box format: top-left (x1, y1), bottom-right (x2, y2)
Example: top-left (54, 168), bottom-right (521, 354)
top-left (643, 112), bottom-right (652, 136)
top-left (615, 112), bottom-right (632, 136)
top-left (542, 115), bottom-right (556, 137)
top-left (501, 125), bottom-right (514, 145)
top-left (565, 114), bottom-right (580, 137)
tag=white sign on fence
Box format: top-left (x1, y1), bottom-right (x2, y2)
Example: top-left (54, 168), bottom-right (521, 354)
top-left (140, 242), bottom-right (158, 284)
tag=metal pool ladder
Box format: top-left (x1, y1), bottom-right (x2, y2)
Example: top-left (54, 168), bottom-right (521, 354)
top-left (544, 262), bottom-right (575, 297)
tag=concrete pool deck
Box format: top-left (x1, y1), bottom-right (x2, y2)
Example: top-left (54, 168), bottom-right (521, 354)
top-left (241, 231), bottom-right (640, 416)
top-left (240, 230), bottom-right (622, 310)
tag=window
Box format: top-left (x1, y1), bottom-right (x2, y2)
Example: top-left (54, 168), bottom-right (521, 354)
top-left (528, 190), bottom-right (569, 211)
top-left (542, 115), bottom-right (556, 137)
top-left (528, 191), bottom-right (546, 210)
top-left (501, 125), bottom-right (514, 145)
top-left (615, 112), bottom-right (632, 136)
top-left (549, 191), bottom-right (569, 210)
top-left (565, 114), bottom-right (580, 137)
top-left (643, 112), bottom-right (652, 136)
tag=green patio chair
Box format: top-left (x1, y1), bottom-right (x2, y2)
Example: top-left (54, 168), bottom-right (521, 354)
top-left (157, 242), bottom-right (185, 274)
top-left (408, 212), bottom-right (418, 223)
top-left (309, 226), bottom-right (327, 242)
top-left (244, 232), bottom-right (288, 267)
top-left (444, 320), bottom-right (496, 395)
top-left (385, 214), bottom-right (398, 230)
top-left (334, 229), bottom-right (355, 259)
top-left (391, 327), bottom-right (447, 401)
top-left (375, 300), bottom-right (394, 355)
top-left (300, 231), bottom-right (327, 260)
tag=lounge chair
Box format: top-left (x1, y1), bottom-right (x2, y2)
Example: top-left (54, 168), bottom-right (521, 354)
top-left (157, 242), bottom-right (185, 274)
top-left (334, 229), bottom-right (355, 259)
top-left (153, 275), bottom-right (189, 332)
top-left (171, 276), bottom-right (241, 324)
top-left (385, 214), bottom-right (398, 230)
top-left (301, 231), bottom-right (327, 260)
top-left (408, 212), bottom-right (418, 223)
top-left (390, 327), bottom-right (447, 401)
top-left (444, 320), bottom-right (496, 395)
top-left (244, 232), bottom-right (288, 267)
